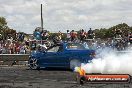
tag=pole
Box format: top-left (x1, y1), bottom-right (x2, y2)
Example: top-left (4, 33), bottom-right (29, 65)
top-left (41, 4), bottom-right (43, 30)
top-left (41, 4), bottom-right (43, 44)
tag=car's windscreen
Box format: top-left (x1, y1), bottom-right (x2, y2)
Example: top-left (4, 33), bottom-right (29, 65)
top-left (47, 46), bottom-right (60, 52)
top-left (46, 44), bottom-right (63, 52)
top-left (66, 43), bottom-right (86, 50)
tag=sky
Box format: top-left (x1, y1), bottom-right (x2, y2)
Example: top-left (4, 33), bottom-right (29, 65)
top-left (0, 0), bottom-right (132, 34)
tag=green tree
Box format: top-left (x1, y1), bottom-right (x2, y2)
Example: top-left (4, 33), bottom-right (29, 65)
top-left (94, 23), bottom-right (131, 39)
top-left (0, 17), bottom-right (16, 40)
top-left (0, 17), bottom-right (7, 30)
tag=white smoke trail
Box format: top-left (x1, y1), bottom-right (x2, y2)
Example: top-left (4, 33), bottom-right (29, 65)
top-left (81, 47), bottom-right (132, 75)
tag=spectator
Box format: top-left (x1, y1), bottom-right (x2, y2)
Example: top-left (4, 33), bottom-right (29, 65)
top-left (66, 30), bottom-right (71, 42)
top-left (52, 35), bottom-right (61, 45)
top-left (115, 29), bottom-right (122, 38)
top-left (19, 44), bottom-right (26, 54)
top-left (1, 45), bottom-right (6, 54)
top-left (33, 29), bottom-right (42, 40)
top-left (25, 40), bottom-right (30, 46)
top-left (0, 34), bottom-right (3, 41)
top-left (80, 29), bottom-right (87, 41)
top-left (17, 33), bottom-right (25, 42)
top-left (42, 30), bottom-right (49, 40)
top-left (87, 28), bottom-right (94, 39)
top-left (129, 33), bottom-right (132, 44)
top-left (70, 30), bottom-right (77, 41)
top-left (58, 31), bottom-right (63, 40)
top-left (9, 42), bottom-right (14, 54)
top-left (30, 41), bottom-right (36, 50)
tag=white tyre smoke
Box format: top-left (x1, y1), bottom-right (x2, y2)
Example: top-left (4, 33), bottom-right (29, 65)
top-left (79, 48), bottom-right (132, 75)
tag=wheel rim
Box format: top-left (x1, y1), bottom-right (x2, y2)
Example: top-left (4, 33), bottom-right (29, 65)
top-left (29, 58), bottom-right (38, 69)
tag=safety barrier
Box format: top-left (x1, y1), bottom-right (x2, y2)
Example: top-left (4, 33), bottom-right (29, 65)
top-left (0, 54), bottom-right (29, 65)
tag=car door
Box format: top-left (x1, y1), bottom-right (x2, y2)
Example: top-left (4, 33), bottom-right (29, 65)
top-left (40, 45), bottom-right (59, 67)
top-left (54, 45), bottom-right (70, 67)
top-left (40, 45), bottom-right (70, 67)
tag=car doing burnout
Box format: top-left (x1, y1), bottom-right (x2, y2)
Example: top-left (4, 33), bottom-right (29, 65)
top-left (28, 42), bottom-right (95, 70)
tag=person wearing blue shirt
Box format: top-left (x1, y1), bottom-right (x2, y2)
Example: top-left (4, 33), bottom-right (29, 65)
top-left (34, 30), bottom-right (42, 40)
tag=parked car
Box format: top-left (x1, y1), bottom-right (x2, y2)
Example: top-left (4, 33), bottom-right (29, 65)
top-left (28, 42), bottom-right (95, 70)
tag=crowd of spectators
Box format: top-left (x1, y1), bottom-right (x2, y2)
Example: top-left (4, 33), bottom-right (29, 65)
top-left (65, 28), bottom-right (95, 42)
top-left (0, 33), bottom-right (31, 54)
top-left (1, 27), bottom-right (132, 54)
top-left (63, 28), bottom-right (132, 51)
top-left (0, 40), bottom-right (28, 54)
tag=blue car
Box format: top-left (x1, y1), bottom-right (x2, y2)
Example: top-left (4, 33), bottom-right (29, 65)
top-left (28, 42), bottom-right (95, 70)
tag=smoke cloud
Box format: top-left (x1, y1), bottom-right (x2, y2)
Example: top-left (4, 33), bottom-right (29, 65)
top-left (80, 47), bottom-right (132, 75)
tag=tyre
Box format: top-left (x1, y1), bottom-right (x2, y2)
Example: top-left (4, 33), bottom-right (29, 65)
top-left (28, 58), bottom-right (40, 70)
top-left (77, 76), bottom-right (86, 85)
top-left (70, 59), bottom-right (81, 71)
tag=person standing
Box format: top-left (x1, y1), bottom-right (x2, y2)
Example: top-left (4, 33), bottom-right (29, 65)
top-left (129, 32), bottom-right (132, 44)
top-left (42, 30), bottom-right (49, 40)
top-left (33, 29), bottom-right (42, 40)
top-left (80, 29), bottom-right (87, 41)
top-left (70, 30), bottom-right (77, 42)
top-left (58, 31), bottom-right (63, 40)
top-left (66, 30), bottom-right (71, 42)
top-left (115, 29), bottom-right (122, 38)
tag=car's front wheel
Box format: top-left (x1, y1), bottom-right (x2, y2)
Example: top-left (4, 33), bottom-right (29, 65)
top-left (70, 59), bottom-right (81, 71)
top-left (28, 58), bottom-right (39, 70)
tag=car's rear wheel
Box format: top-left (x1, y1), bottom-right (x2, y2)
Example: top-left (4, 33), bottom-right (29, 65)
top-left (70, 59), bottom-right (81, 71)
top-left (29, 58), bottom-right (39, 70)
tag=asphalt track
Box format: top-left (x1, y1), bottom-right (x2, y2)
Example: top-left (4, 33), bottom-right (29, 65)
top-left (0, 66), bottom-right (132, 88)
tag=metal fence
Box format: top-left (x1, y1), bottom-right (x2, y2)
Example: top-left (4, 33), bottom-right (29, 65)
top-left (0, 54), bottom-right (29, 65)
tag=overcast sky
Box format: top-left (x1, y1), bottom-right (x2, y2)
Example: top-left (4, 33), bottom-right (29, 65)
top-left (0, 0), bottom-right (132, 33)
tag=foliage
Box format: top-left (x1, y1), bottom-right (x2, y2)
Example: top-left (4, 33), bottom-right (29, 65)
top-left (0, 17), bottom-right (7, 30)
top-left (0, 17), bottom-right (16, 40)
top-left (94, 23), bottom-right (131, 39)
